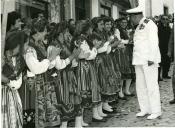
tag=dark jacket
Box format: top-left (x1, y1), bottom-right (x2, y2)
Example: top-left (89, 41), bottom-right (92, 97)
top-left (158, 22), bottom-right (171, 55)
top-left (168, 25), bottom-right (174, 61)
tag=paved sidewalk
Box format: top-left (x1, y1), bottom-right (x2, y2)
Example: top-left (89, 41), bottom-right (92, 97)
top-left (83, 67), bottom-right (175, 127)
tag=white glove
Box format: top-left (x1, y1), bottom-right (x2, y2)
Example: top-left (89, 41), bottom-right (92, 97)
top-left (118, 43), bottom-right (125, 49)
top-left (106, 45), bottom-right (112, 54)
top-left (110, 36), bottom-right (114, 40)
top-left (109, 36), bottom-right (115, 43)
top-left (71, 59), bottom-right (78, 67)
top-left (121, 39), bottom-right (129, 44)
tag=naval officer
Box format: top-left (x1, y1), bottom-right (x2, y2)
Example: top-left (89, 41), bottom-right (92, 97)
top-left (126, 2), bottom-right (162, 120)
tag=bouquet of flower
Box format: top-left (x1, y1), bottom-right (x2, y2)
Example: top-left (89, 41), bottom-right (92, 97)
top-left (23, 109), bottom-right (35, 128)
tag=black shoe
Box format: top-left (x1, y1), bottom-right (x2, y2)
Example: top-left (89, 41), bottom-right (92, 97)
top-left (112, 106), bottom-right (117, 110)
top-left (112, 109), bottom-right (119, 113)
top-left (158, 78), bottom-right (163, 81)
top-left (169, 99), bottom-right (175, 104)
top-left (104, 114), bottom-right (113, 118)
top-left (125, 93), bottom-right (135, 97)
top-left (103, 109), bottom-right (113, 114)
top-left (163, 76), bottom-right (171, 79)
top-left (118, 96), bottom-right (127, 100)
top-left (92, 118), bottom-right (107, 122)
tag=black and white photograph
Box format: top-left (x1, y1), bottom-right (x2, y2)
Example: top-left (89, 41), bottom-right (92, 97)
top-left (1, 0), bottom-right (174, 127)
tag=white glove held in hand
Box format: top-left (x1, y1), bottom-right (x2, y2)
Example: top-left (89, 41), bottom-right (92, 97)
top-left (106, 45), bottom-right (112, 54)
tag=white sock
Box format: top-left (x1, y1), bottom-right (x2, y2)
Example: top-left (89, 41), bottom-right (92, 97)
top-left (125, 79), bottom-right (132, 94)
top-left (119, 80), bottom-right (124, 97)
top-left (103, 102), bottom-right (113, 112)
top-left (75, 116), bottom-right (82, 128)
top-left (98, 103), bottom-right (107, 117)
top-left (60, 121), bottom-right (68, 128)
top-left (93, 107), bottom-right (103, 119)
top-left (81, 118), bottom-right (89, 126)
top-left (106, 102), bottom-right (112, 108)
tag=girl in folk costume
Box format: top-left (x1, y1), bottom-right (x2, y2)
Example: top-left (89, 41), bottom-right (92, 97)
top-left (93, 17), bottom-right (121, 113)
top-left (113, 17), bottom-right (135, 99)
top-left (47, 22), bottom-right (81, 128)
top-left (2, 32), bottom-right (28, 128)
top-left (72, 20), bottom-right (104, 127)
top-left (91, 17), bottom-right (109, 117)
top-left (2, 11), bottom-right (25, 128)
top-left (23, 19), bottom-right (61, 128)
top-left (103, 17), bottom-right (121, 108)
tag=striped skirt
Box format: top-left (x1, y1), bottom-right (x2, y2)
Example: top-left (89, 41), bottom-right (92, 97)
top-left (34, 73), bottom-right (61, 128)
top-left (55, 67), bottom-right (82, 121)
top-left (95, 53), bottom-right (121, 102)
top-left (113, 47), bottom-right (135, 80)
top-left (1, 85), bottom-right (23, 128)
top-left (76, 59), bottom-right (101, 108)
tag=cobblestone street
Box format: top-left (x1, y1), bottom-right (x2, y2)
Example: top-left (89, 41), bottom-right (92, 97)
top-left (82, 66), bottom-right (175, 127)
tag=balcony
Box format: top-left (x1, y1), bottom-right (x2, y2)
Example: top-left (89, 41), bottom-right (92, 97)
top-left (110, 0), bottom-right (131, 8)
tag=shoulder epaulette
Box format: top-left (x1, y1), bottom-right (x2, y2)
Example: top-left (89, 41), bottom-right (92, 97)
top-left (144, 19), bottom-right (150, 24)
top-left (26, 47), bottom-right (35, 54)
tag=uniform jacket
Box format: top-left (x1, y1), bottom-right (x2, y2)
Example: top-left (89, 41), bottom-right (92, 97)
top-left (132, 17), bottom-right (161, 65)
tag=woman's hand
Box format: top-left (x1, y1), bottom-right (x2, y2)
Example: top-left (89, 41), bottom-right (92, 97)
top-left (48, 47), bottom-right (61, 61)
top-left (118, 43), bottom-right (125, 49)
top-left (69, 48), bottom-right (81, 61)
top-left (2, 74), bottom-right (10, 83)
top-left (106, 45), bottom-right (112, 54)
top-left (83, 52), bottom-right (91, 58)
top-left (78, 50), bottom-right (91, 59)
top-left (109, 36), bottom-right (115, 43)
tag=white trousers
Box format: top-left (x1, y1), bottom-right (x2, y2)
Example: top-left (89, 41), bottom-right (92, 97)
top-left (135, 64), bottom-right (161, 114)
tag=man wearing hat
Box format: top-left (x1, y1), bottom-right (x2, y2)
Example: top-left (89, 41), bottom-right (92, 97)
top-left (126, 0), bottom-right (162, 120)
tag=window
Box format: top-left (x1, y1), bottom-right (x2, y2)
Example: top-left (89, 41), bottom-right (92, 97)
top-left (100, 5), bottom-right (111, 17)
top-left (15, 0), bottom-right (49, 19)
top-left (119, 11), bottom-right (127, 18)
top-left (75, 0), bottom-right (86, 20)
top-left (164, 6), bottom-right (168, 15)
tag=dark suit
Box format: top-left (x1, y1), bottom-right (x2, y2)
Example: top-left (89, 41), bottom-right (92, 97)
top-left (158, 23), bottom-right (171, 78)
top-left (168, 25), bottom-right (175, 98)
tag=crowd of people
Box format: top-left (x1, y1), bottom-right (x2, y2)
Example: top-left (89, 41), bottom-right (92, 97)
top-left (153, 14), bottom-right (175, 104)
top-left (1, 10), bottom-right (174, 128)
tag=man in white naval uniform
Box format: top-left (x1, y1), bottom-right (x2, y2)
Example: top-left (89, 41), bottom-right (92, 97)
top-left (126, 3), bottom-right (162, 120)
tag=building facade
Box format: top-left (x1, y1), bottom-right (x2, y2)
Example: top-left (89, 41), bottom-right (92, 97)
top-left (135, 0), bottom-right (174, 17)
top-left (3, 0), bottom-right (131, 22)
top-left (57, 0), bottom-right (131, 21)
top-left (2, 0), bottom-right (174, 23)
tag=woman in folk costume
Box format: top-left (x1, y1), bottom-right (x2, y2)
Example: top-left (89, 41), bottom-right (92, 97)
top-left (47, 22), bottom-right (82, 128)
top-left (113, 17), bottom-right (135, 100)
top-left (23, 19), bottom-right (62, 128)
top-left (92, 17), bottom-right (121, 114)
top-left (71, 20), bottom-right (106, 126)
top-left (17, 18), bottom-right (37, 128)
top-left (1, 11), bottom-right (25, 128)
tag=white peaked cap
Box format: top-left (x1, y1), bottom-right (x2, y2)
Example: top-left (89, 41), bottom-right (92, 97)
top-left (126, 0), bottom-right (145, 14)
